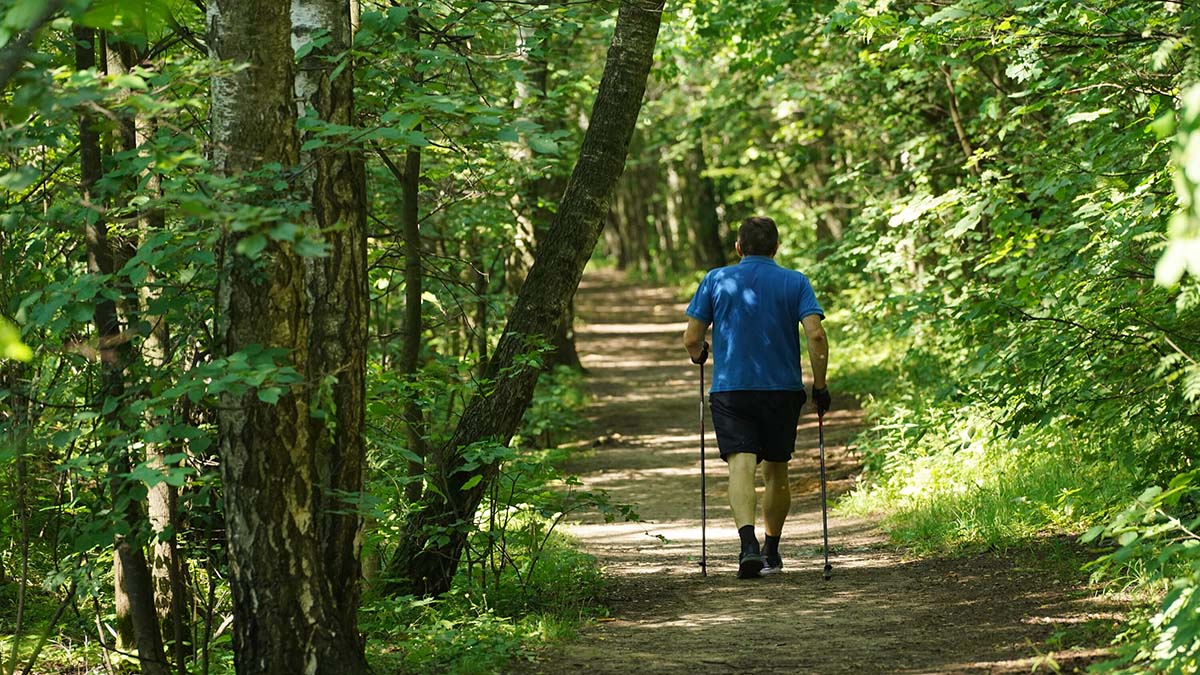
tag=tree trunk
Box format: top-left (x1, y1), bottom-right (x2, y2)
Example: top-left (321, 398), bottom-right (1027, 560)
top-left (109, 39), bottom-right (194, 665)
top-left (398, 10), bottom-right (427, 504)
top-left (512, 14), bottom-right (582, 371)
top-left (294, 0), bottom-right (369, 655)
top-left (77, 25), bottom-right (171, 675)
top-left (690, 140), bottom-right (726, 270)
top-left (210, 1), bottom-right (368, 672)
top-left (400, 143), bottom-right (425, 503)
top-left (388, 0), bottom-right (665, 598)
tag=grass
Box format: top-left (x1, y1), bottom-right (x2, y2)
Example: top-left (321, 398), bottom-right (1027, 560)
top-left (364, 529), bottom-right (609, 675)
top-left (841, 435), bottom-right (1132, 556)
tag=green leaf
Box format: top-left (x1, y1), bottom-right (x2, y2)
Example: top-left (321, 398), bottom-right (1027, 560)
top-left (529, 136), bottom-right (559, 155)
top-left (0, 318), bottom-right (31, 361)
top-left (461, 475), bottom-right (483, 491)
top-left (3, 0), bottom-right (49, 31)
top-left (112, 73), bottom-right (149, 91)
top-left (1149, 111), bottom-right (1176, 139)
top-left (301, 138), bottom-right (326, 152)
top-left (1138, 486), bottom-right (1164, 504)
top-left (236, 233), bottom-right (268, 259)
top-left (1064, 108), bottom-right (1111, 125)
top-left (0, 166), bottom-right (38, 192)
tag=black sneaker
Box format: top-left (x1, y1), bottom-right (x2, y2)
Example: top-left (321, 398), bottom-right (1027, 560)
top-left (737, 550), bottom-right (764, 579)
top-left (761, 551), bottom-right (783, 575)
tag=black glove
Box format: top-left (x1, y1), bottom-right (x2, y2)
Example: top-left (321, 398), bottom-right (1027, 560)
top-left (691, 341), bottom-right (709, 365)
top-left (812, 385), bottom-right (831, 414)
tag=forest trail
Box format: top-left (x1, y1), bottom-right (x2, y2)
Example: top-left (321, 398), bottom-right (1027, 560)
top-left (515, 271), bottom-right (1114, 675)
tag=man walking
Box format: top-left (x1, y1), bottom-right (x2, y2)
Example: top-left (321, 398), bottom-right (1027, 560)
top-left (683, 216), bottom-right (830, 579)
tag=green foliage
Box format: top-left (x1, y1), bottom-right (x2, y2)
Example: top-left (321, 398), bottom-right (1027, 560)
top-left (365, 444), bottom-right (614, 674)
top-left (0, 317), bottom-right (28, 360)
top-left (1082, 473), bottom-right (1200, 674)
top-left (517, 365), bottom-right (587, 450)
top-left (633, 0), bottom-right (1200, 670)
top-left (1161, 82), bottom-right (1200, 286)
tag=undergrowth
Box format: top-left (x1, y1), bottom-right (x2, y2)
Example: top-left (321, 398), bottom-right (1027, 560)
top-left (830, 311), bottom-right (1200, 674)
top-left (364, 533), bottom-right (608, 675)
top-left (363, 365), bottom-right (618, 675)
top-left (1, 367), bottom-right (614, 675)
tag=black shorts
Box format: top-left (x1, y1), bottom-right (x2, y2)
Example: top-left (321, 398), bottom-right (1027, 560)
top-left (709, 390), bottom-right (806, 463)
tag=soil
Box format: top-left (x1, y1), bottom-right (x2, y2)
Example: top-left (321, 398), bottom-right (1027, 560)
top-left (512, 271), bottom-right (1119, 675)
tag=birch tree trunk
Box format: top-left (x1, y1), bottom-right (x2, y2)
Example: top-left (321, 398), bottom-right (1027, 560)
top-left (389, 0), bottom-right (665, 598)
top-left (107, 40), bottom-right (194, 663)
top-left (209, 0), bottom-right (368, 671)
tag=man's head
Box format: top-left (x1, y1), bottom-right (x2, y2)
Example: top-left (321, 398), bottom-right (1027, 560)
top-left (736, 216), bottom-right (779, 257)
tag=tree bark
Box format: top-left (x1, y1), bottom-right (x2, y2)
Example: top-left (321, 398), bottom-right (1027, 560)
top-left (109, 39), bottom-right (194, 665)
top-left (401, 144), bottom-right (425, 503)
top-left (210, 0), bottom-right (368, 672)
top-left (294, 0), bottom-right (369, 657)
top-left (76, 25), bottom-right (171, 675)
top-left (511, 13), bottom-right (583, 371)
top-left (690, 140), bottom-right (726, 270)
top-left (388, 0), bottom-right (665, 598)
top-left (940, 64), bottom-right (980, 177)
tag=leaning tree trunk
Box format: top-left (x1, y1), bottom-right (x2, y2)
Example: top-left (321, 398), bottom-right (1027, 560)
top-left (210, 0), bottom-right (368, 672)
top-left (511, 11), bottom-right (583, 371)
top-left (388, 0), bottom-right (665, 598)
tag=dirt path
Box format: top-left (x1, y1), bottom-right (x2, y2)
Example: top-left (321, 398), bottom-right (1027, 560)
top-left (515, 272), bottom-right (1113, 674)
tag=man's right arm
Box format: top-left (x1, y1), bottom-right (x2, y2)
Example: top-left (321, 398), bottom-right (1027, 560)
top-left (802, 314), bottom-right (828, 389)
top-left (684, 317), bottom-right (710, 363)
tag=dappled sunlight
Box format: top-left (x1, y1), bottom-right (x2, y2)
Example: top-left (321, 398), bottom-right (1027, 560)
top-left (516, 272), bottom-right (1115, 675)
top-left (581, 322), bottom-right (685, 335)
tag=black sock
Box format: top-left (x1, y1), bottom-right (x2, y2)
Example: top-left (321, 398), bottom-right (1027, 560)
top-left (738, 525), bottom-right (759, 553)
top-left (763, 535), bottom-right (781, 557)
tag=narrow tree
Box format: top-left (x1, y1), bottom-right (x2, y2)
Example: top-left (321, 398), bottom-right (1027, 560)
top-left (390, 0), bottom-right (666, 597)
top-left (76, 25), bottom-right (171, 675)
top-left (209, 0), bottom-right (369, 671)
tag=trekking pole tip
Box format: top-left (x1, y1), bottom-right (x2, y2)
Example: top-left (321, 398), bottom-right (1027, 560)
top-left (823, 563), bottom-right (832, 581)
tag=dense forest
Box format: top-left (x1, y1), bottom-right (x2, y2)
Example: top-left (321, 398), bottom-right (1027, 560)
top-left (2, 0), bottom-right (1199, 673)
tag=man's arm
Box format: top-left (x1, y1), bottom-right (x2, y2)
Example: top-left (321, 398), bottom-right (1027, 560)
top-left (684, 316), bottom-right (710, 362)
top-left (802, 315), bottom-right (828, 389)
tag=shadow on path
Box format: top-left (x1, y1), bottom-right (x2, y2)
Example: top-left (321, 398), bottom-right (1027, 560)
top-left (513, 271), bottom-right (1110, 675)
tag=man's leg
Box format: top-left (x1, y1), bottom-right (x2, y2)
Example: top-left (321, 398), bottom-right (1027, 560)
top-left (761, 460), bottom-right (789, 573)
top-left (727, 452), bottom-right (764, 577)
top-left (762, 460), bottom-right (790, 536)
top-left (727, 452), bottom-right (758, 528)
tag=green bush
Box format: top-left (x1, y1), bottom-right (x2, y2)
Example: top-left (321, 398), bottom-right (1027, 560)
top-left (1083, 473), bottom-right (1200, 674)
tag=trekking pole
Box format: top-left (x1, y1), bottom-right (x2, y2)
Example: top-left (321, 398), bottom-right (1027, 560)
top-left (699, 361), bottom-right (707, 577)
top-left (818, 412), bottom-right (832, 581)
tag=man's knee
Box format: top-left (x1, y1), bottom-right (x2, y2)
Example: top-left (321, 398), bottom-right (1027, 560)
top-left (728, 452), bottom-right (757, 468)
top-left (762, 460), bottom-right (789, 486)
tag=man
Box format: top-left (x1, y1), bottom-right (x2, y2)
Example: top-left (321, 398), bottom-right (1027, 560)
top-left (683, 216), bottom-right (830, 579)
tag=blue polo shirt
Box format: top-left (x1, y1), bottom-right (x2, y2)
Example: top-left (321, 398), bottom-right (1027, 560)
top-left (686, 256), bottom-right (824, 393)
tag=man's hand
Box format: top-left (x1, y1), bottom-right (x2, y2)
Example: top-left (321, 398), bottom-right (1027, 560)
top-left (691, 340), bottom-right (709, 365)
top-left (812, 385), bottom-right (831, 414)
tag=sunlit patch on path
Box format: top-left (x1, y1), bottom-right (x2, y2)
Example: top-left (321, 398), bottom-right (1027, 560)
top-left (513, 271), bottom-right (1109, 675)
